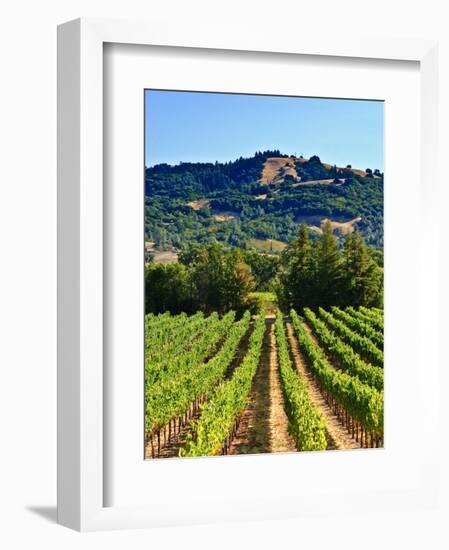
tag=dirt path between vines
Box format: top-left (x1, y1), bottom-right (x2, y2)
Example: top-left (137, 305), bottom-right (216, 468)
top-left (224, 324), bottom-right (254, 380)
top-left (268, 322), bottom-right (297, 453)
top-left (285, 321), bottom-right (360, 451)
top-left (229, 319), bottom-right (297, 455)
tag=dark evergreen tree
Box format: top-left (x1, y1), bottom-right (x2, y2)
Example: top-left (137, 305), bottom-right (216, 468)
top-left (281, 224), bottom-right (315, 310)
top-left (315, 221), bottom-right (343, 307)
top-left (342, 231), bottom-right (383, 307)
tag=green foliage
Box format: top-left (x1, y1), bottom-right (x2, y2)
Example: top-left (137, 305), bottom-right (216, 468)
top-left (243, 251), bottom-right (280, 290)
top-left (303, 308), bottom-right (383, 389)
top-left (145, 243), bottom-right (255, 315)
top-left (330, 307), bottom-right (383, 349)
top-left (247, 291), bottom-right (277, 315)
top-left (146, 312), bottom-right (222, 386)
top-left (145, 311), bottom-right (205, 365)
top-left (144, 150), bottom-right (384, 314)
top-left (317, 308), bottom-right (384, 368)
top-left (279, 225), bottom-right (383, 311)
top-left (347, 306), bottom-right (384, 331)
top-left (181, 314), bottom-right (267, 456)
top-left (188, 243), bottom-right (255, 314)
top-left (145, 311), bottom-right (251, 434)
top-left (144, 311), bottom-right (186, 350)
top-left (295, 155), bottom-right (329, 181)
top-left (279, 224), bottom-right (314, 310)
top-left (343, 231), bottom-right (383, 307)
top-left (290, 310), bottom-right (384, 436)
top-left (316, 221), bottom-right (343, 306)
top-left (360, 306), bottom-right (384, 322)
top-left (145, 226), bottom-right (384, 316)
top-left (145, 151), bottom-right (383, 250)
top-left (144, 262), bottom-right (190, 314)
top-left (275, 315), bottom-right (327, 451)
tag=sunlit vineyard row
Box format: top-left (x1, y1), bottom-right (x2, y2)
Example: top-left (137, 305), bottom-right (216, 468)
top-left (145, 304), bottom-right (384, 459)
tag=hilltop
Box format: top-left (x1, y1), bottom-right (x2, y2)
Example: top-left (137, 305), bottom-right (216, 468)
top-left (144, 150), bottom-right (383, 259)
top-left (259, 155), bottom-right (371, 185)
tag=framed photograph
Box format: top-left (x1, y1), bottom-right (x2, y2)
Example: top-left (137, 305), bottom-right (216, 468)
top-left (58, 18), bottom-right (440, 531)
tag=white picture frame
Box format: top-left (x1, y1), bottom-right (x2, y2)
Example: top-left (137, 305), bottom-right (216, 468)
top-left (57, 17), bottom-right (440, 531)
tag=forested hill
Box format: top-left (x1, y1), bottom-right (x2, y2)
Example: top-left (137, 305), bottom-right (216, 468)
top-left (145, 150), bottom-right (383, 254)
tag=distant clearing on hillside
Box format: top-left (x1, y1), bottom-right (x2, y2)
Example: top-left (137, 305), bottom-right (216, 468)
top-left (260, 157), bottom-right (300, 184)
top-left (212, 211), bottom-right (239, 222)
top-left (248, 238), bottom-right (287, 253)
top-left (153, 251), bottom-right (178, 263)
top-left (326, 217), bottom-right (362, 235)
top-left (260, 157), bottom-right (367, 186)
top-left (187, 199), bottom-right (210, 210)
top-left (187, 201), bottom-right (239, 222)
top-left (298, 215), bottom-right (362, 236)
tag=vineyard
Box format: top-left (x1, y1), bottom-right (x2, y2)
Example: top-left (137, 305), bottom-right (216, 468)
top-left (145, 305), bottom-right (384, 459)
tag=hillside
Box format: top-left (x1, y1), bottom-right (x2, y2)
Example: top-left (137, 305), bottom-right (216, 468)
top-left (144, 150), bottom-right (383, 258)
top-left (260, 157), bottom-right (300, 184)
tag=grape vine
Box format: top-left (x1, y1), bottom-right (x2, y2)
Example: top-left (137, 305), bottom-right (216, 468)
top-left (275, 315), bottom-right (327, 451)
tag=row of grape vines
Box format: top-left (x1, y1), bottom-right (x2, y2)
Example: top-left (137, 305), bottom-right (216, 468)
top-left (303, 308), bottom-right (384, 390)
top-left (145, 311), bottom-right (251, 455)
top-left (274, 316), bottom-right (327, 451)
top-left (330, 307), bottom-right (383, 350)
top-left (181, 314), bottom-right (266, 457)
top-left (291, 309), bottom-right (384, 447)
top-left (146, 311), bottom-right (231, 386)
top-left (146, 311), bottom-right (207, 364)
top-left (317, 307), bottom-right (384, 367)
top-left (347, 306), bottom-right (383, 332)
top-left (145, 311), bottom-right (195, 352)
top-left (145, 305), bottom-right (384, 458)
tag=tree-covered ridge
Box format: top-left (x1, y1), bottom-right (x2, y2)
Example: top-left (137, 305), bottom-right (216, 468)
top-left (145, 151), bottom-right (384, 251)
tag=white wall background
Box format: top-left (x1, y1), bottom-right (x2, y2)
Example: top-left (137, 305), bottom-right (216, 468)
top-left (0, 0), bottom-right (448, 548)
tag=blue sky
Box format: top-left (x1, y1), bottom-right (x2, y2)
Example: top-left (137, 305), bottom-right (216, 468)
top-left (145, 90), bottom-right (384, 171)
